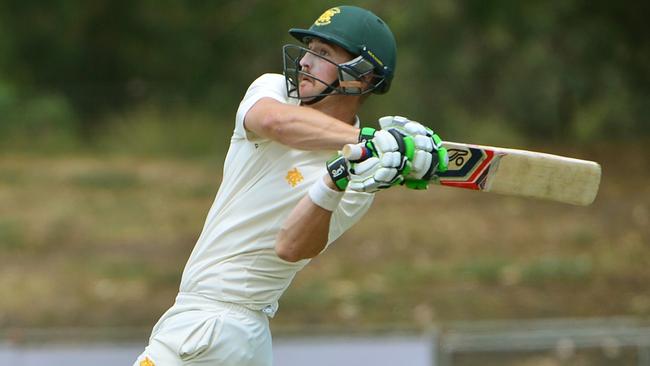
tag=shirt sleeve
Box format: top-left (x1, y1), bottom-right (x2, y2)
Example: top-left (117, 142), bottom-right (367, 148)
top-left (234, 73), bottom-right (289, 142)
top-left (327, 191), bottom-right (374, 245)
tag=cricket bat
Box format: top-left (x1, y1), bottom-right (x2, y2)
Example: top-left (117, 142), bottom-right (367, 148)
top-left (343, 141), bottom-right (602, 206)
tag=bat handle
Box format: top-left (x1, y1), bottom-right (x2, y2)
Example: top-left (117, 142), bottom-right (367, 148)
top-left (342, 143), bottom-right (373, 162)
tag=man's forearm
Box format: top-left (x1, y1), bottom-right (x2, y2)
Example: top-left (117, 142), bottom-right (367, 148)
top-left (275, 192), bottom-right (332, 262)
top-left (246, 98), bottom-right (359, 151)
top-left (265, 106), bottom-right (358, 150)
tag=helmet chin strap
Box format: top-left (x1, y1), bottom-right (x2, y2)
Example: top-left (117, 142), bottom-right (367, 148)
top-left (301, 79), bottom-right (340, 106)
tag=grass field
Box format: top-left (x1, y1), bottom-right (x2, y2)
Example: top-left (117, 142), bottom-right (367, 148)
top-left (0, 142), bottom-right (648, 330)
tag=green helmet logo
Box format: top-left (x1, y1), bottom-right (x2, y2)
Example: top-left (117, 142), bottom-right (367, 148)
top-left (289, 5), bottom-right (397, 94)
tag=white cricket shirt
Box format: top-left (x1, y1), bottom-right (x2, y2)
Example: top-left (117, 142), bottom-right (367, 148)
top-left (178, 73), bottom-right (374, 316)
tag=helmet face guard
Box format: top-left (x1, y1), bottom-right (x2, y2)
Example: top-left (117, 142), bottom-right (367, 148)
top-left (282, 44), bottom-right (387, 104)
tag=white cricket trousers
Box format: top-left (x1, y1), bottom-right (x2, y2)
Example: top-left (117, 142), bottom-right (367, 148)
top-left (133, 292), bottom-right (272, 366)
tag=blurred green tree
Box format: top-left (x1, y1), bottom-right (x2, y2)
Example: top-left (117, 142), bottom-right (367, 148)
top-left (0, 0), bottom-right (647, 144)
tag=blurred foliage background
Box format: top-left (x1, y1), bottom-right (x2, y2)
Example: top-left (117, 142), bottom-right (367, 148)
top-left (1, 0), bottom-right (648, 153)
top-left (0, 0), bottom-right (649, 330)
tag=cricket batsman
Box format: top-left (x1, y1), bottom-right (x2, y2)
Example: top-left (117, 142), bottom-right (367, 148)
top-left (134, 5), bottom-right (448, 366)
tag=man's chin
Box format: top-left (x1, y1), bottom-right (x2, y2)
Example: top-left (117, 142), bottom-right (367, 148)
top-left (298, 87), bottom-right (319, 102)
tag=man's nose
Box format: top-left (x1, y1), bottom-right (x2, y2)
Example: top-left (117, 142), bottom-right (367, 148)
top-left (299, 52), bottom-right (314, 71)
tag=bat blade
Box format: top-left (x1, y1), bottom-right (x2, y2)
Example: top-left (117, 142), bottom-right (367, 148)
top-left (436, 142), bottom-right (601, 206)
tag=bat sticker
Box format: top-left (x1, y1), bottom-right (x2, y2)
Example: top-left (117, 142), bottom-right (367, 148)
top-left (437, 146), bottom-right (502, 191)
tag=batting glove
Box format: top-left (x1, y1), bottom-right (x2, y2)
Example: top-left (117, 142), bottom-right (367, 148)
top-left (343, 125), bottom-right (415, 193)
top-left (377, 116), bottom-right (448, 190)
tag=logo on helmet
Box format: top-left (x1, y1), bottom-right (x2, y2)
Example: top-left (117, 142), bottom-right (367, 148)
top-left (314, 7), bottom-right (341, 26)
top-left (365, 49), bottom-right (384, 67)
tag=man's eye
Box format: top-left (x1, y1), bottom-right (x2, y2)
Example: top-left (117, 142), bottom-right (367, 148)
top-left (319, 49), bottom-right (329, 56)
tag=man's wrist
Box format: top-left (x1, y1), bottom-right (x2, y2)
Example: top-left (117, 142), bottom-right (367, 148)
top-left (324, 174), bottom-right (339, 190)
top-left (309, 176), bottom-right (345, 211)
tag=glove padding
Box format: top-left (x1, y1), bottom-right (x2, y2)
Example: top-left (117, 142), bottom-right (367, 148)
top-left (378, 116), bottom-right (448, 189)
top-left (347, 129), bottom-right (410, 193)
top-left (348, 153), bottom-right (403, 193)
top-left (344, 115), bottom-right (448, 192)
top-left (329, 128), bottom-right (408, 193)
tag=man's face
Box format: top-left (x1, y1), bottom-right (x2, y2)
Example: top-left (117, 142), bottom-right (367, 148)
top-left (298, 38), bottom-right (353, 99)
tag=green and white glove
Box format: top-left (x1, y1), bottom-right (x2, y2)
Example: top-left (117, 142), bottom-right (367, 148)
top-left (326, 125), bottom-right (411, 193)
top-left (332, 116), bottom-right (448, 193)
top-left (377, 116), bottom-right (448, 190)
top-left (347, 128), bottom-right (409, 192)
top-left (326, 152), bottom-right (402, 193)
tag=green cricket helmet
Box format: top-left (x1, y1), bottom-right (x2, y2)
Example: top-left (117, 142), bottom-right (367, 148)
top-left (283, 5), bottom-right (397, 103)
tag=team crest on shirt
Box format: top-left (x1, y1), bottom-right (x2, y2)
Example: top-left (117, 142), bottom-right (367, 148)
top-left (140, 356), bottom-right (155, 366)
top-left (285, 167), bottom-right (304, 187)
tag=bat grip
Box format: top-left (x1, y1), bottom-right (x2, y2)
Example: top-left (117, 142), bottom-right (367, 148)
top-left (342, 144), bottom-right (373, 162)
